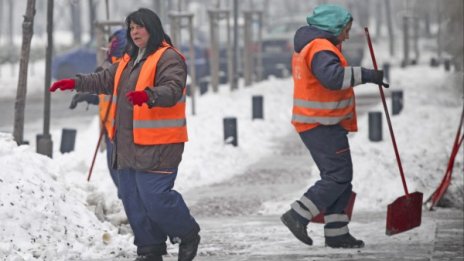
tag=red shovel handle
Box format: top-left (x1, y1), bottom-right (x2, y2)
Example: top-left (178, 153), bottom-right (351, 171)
top-left (364, 27), bottom-right (409, 196)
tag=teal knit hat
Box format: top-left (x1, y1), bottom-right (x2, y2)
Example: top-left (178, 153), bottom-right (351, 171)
top-left (306, 4), bottom-right (353, 36)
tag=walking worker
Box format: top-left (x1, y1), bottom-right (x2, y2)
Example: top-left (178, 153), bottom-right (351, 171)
top-left (68, 28), bottom-right (127, 189)
top-left (49, 8), bottom-right (200, 261)
top-left (281, 4), bottom-right (388, 248)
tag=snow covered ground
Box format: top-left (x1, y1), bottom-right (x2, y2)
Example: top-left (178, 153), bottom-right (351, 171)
top-left (0, 39), bottom-right (463, 260)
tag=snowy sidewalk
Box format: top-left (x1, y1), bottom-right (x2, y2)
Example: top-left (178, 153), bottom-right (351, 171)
top-left (173, 209), bottom-right (463, 261)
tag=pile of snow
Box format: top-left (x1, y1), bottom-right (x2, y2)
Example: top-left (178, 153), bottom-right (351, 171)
top-left (0, 133), bottom-right (133, 260)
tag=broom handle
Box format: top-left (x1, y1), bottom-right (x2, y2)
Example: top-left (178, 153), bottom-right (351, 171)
top-left (87, 125), bottom-right (105, 181)
top-left (364, 27), bottom-right (409, 196)
top-left (87, 92), bottom-right (114, 182)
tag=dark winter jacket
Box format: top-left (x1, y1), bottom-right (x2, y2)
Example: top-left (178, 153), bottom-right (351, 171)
top-left (75, 48), bottom-right (187, 171)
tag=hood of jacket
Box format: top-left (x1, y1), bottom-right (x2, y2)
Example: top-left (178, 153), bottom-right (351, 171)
top-left (293, 25), bottom-right (339, 53)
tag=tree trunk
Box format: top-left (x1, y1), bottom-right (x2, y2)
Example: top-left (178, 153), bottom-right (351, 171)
top-left (13, 0), bottom-right (36, 145)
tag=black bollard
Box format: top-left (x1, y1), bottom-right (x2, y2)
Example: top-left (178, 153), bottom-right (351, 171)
top-left (444, 59), bottom-right (451, 71)
top-left (382, 62), bottom-right (391, 82)
top-left (430, 57), bottom-right (439, 67)
top-left (199, 80), bottom-right (208, 95)
top-left (392, 90), bottom-right (404, 115)
top-left (252, 95), bottom-right (264, 120)
top-left (60, 128), bottom-right (77, 153)
top-left (368, 112), bottom-right (382, 142)
top-left (223, 117), bottom-right (238, 146)
top-left (36, 134), bottom-right (53, 158)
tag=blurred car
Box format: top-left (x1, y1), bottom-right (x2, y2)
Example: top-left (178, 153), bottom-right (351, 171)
top-left (52, 41), bottom-right (97, 80)
top-left (52, 34), bottom-right (211, 82)
top-left (340, 23), bottom-right (365, 66)
top-left (261, 17), bottom-right (305, 78)
top-left (260, 17), bottom-right (365, 78)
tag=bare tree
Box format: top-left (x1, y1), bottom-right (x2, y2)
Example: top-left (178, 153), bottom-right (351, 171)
top-left (13, 0), bottom-right (36, 145)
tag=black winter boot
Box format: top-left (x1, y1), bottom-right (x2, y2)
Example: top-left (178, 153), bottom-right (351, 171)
top-left (280, 209), bottom-right (313, 245)
top-left (325, 233), bottom-right (364, 248)
top-left (178, 233), bottom-right (201, 261)
top-left (135, 254), bottom-right (163, 261)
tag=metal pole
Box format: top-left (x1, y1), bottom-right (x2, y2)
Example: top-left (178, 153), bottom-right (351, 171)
top-left (44, 0), bottom-right (53, 137)
top-left (413, 17), bottom-right (419, 63)
top-left (385, 0), bottom-right (394, 56)
top-left (226, 11), bottom-right (233, 86)
top-left (188, 15), bottom-right (196, 115)
top-left (208, 10), bottom-right (219, 92)
top-left (105, 0), bottom-right (109, 20)
top-left (37, 0), bottom-right (53, 157)
top-left (243, 11), bottom-right (252, 86)
top-left (402, 16), bottom-right (409, 67)
top-left (231, 0), bottom-right (239, 90)
top-left (255, 11), bottom-right (263, 81)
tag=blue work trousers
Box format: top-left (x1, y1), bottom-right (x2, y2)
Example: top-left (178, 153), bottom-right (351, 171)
top-left (299, 124), bottom-right (353, 215)
top-left (118, 168), bottom-right (199, 255)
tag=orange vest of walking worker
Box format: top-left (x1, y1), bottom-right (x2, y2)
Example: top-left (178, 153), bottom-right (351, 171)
top-left (98, 56), bottom-right (122, 134)
top-left (291, 38), bottom-right (357, 133)
top-left (108, 46), bottom-right (188, 145)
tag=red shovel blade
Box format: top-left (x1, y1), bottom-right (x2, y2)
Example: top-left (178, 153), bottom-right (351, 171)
top-left (311, 191), bottom-right (357, 223)
top-left (386, 191), bottom-right (423, 235)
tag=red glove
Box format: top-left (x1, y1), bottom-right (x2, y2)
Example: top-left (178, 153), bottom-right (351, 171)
top-left (126, 90), bottom-right (148, 106)
top-left (49, 79), bottom-right (75, 92)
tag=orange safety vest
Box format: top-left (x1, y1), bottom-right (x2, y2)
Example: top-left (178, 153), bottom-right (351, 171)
top-left (99, 56), bottom-right (122, 134)
top-left (291, 38), bottom-right (357, 133)
top-left (107, 46), bottom-right (188, 145)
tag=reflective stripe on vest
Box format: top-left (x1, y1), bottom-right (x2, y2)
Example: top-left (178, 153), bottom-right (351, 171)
top-left (291, 38), bottom-right (357, 133)
top-left (109, 46), bottom-right (188, 145)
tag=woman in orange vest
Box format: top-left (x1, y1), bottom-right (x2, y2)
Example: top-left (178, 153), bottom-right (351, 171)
top-left (280, 4), bottom-right (388, 249)
top-left (49, 8), bottom-right (200, 261)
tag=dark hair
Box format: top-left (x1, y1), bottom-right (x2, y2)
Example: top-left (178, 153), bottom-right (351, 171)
top-left (125, 8), bottom-right (173, 59)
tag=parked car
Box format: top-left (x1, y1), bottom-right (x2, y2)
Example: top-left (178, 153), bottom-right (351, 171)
top-left (52, 34), bottom-right (211, 82)
top-left (261, 17), bottom-right (304, 78)
top-left (52, 41), bottom-right (97, 80)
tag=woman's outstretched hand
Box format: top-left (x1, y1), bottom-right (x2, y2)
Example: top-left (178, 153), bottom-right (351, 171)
top-left (49, 79), bottom-right (75, 92)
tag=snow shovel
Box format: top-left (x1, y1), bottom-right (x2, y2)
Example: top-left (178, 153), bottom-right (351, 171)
top-left (425, 105), bottom-right (464, 210)
top-left (364, 27), bottom-right (423, 236)
top-left (311, 192), bottom-right (356, 223)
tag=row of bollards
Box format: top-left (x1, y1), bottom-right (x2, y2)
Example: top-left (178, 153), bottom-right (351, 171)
top-left (368, 90), bottom-right (403, 142)
top-left (50, 95), bottom-right (263, 154)
top-left (223, 95), bottom-right (263, 146)
top-left (430, 58), bottom-right (452, 71)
